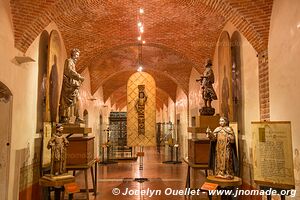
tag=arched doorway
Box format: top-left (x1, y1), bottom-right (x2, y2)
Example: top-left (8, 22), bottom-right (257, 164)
top-left (0, 81), bottom-right (12, 200)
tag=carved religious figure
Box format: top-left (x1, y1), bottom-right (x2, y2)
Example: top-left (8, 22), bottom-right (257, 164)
top-left (135, 85), bottom-right (147, 135)
top-left (47, 123), bottom-right (69, 176)
top-left (206, 117), bottom-right (239, 179)
top-left (59, 48), bottom-right (85, 123)
top-left (197, 59), bottom-right (217, 115)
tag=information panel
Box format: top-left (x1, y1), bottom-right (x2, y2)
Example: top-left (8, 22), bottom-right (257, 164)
top-left (252, 121), bottom-right (294, 186)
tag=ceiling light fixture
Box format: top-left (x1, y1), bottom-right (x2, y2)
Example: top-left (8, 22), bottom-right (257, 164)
top-left (136, 7), bottom-right (145, 72)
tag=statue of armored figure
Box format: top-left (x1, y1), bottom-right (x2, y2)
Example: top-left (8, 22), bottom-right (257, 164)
top-left (59, 48), bottom-right (85, 123)
top-left (197, 59), bottom-right (217, 115)
top-left (206, 117), bottom-right (239, 179)
top-left (47, 124), bottom-right (69, 176)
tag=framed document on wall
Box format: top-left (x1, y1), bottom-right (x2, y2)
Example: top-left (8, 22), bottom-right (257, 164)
top-left (252, 121), bottom-right (295, 186)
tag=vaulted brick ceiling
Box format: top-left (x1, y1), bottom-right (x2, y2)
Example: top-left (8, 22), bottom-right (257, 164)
top-left (10, 0), bottom-right (273, 108)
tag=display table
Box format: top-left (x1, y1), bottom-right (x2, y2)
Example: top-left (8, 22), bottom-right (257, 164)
top-left (66, 159), bottom-right (98, 200)
top-left (39, 175), bottom-right (75, 200)
top-left (183, 157), bottom-right (209, 189)
top-left (255, 180), bottom-right (295, 200)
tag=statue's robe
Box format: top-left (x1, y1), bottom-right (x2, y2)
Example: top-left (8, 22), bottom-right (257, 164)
top-left (208, 126), bottom-right (239, 178)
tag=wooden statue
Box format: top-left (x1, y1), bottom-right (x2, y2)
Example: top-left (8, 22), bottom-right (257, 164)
top-left (47, 123), bottom-right (69, 176)
top-left (206, 117), bottom-right (239, 179)
top-left (197, 59), bottom-right (217, 115)
top-left (59, 48), bottom-right (85, 123)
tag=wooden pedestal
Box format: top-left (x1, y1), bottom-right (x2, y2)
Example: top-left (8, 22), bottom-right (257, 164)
top-left (188, 138), bottom-right (210, 164)
top-left (62, 124), bottom-right (92, 135)
top-left (66, 136), bottom-right (94, 165)
top-left (187, 115), bottom-right (219, 163)
top-left (188, 115), bottom-right (220, 134)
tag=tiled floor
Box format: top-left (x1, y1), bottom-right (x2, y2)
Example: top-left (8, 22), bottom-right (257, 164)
top-left (72, 147), bottom-right (209, 200)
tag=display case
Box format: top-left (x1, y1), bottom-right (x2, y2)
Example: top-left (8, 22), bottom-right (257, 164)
top-left (109, 112), bottom-right (127, 147)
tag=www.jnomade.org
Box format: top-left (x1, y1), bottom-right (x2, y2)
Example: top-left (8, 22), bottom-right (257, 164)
top-left (116, 188), bottom-right (297, 198)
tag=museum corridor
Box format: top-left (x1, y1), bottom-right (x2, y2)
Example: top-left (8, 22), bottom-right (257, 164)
top-left (2, 0), bottom-right (300, 199)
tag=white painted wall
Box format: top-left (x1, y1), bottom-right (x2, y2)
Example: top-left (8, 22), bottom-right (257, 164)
top-left (0, 99), bottom-right (12, 200)
top-left (269, 0), bottom-right (300, 190)
top-left (0, 1), bottom-right (58, 197)
top-left (175, 88), bottom-right (188, 158)
top-left (167, 97), bottom-right (175, 124)
top-left (78, 68), bottom-right (108, 158)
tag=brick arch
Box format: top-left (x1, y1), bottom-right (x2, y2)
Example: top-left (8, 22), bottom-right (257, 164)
top-left (12, 0), bottom-right (271, 56)
top-left (101, 69), bottom-right (180, 102)
top-left (87, 43), bottom-right (195, 85)
top-left (12, 0), bottom-right (223, 62)
top-left (0, 81), bottom-right (13, 102)
top-left (200, 0), bottom-right (272, 51)
top-left (156, 88), bottom-right (171, 109)
top-left (79, 43), bottom-right (196, 73)
top-left (89, 44), bottom-right (191, 95)
top-left (12, 0), bottom-right (102, 53)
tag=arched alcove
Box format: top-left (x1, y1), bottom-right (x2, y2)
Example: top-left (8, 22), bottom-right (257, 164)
top-left (231, 31), bottom-right (243, 131)
top-left (36, 30), bottom-right (49, 133)
top-left (0, 81), bottom-right (12, 200)
top-left (218, 31), bottom-right (233, 121)
top-left (46, 30), bottom-right (62, 122)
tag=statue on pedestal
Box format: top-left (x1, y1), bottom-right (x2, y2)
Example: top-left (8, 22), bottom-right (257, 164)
top-left (197, 59), bottom-right (217, 116)
top-left (206, 117), bottom-right (239, 179)
top-left (59, 48), bottom-right (85, 124)
top-left (47, 123), bottom-right (69, 176)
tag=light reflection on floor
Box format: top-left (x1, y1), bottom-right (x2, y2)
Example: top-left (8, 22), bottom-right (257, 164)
top-left (71, 147), bottom-right (208, 200)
